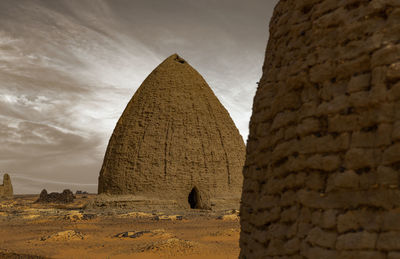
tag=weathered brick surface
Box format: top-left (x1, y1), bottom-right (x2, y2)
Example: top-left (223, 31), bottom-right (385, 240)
top-left (240, 0), bottom-right (400, 258)
top-left (98, 54), bottom-right (245, 209)
top-left (0, 174), bottom-right (13, 199)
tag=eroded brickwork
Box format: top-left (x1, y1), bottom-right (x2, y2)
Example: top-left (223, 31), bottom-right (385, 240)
top-left (0, 174), bottom-right (13, 198)
top-left (240, 0), bottom-right (400, 258)
top-left (99, 54), bottom-right (245, 209)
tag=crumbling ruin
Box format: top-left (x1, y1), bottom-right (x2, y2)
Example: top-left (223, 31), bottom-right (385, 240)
top-left (36, 189), bottom-right (75, 204)
top-left (98, 54), bottom-right (245, 210)
top-left (0, 173), bottom-right (13, 199)
top-left (240, 0), bottom-right (400, 258)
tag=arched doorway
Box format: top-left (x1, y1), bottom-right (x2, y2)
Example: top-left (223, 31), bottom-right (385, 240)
top-left (188, 187), bottom-right (200, 209)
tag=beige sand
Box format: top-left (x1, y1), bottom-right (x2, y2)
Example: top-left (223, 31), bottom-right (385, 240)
top-left (0, 194), bottom-right (239, 259)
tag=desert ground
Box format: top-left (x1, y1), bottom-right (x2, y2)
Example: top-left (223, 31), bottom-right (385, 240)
top-left (0, 194), bottom-right (240, 259)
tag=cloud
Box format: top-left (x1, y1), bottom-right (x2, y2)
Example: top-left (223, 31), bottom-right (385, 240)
top-left (0, 0), bottom-right (278, 193)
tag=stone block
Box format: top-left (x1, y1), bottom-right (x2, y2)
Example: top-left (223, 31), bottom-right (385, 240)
top-left (250, 207), bottom-right (281, 227)
top-left (388, 82), bottom-right (400, 102)
top-left (284, 238), bottom-right (301, 255)
top-left (266, 223), bottom-right (290, 240)
top-left (372, 44), bottom-right (400, 67)
top-left (310, 61), bottom-right (336, 83)
top-left (301, 243), bottom-right (338, 259)
top-left (336, 55), bottom-right (371, 80)
top-left (306, 227), bottom-right (337, 248)
top-left (383, 209), bottom-right (400, 231)
top-left (316, 95), bottom-right (349, 116)
top-left (377, 232), bottom-right (400, 250)
top-left (280, 190), bottom-right (297, 207)
top-left (345, 148), bottom-right (381, 169)
top-left (328, 114), bottom-right (360, 132)
top-left (336, 232), bottom-right (377, 250)
top-left (296, 118), bottom-right (320, 137)
top-left (377, 166), bottom-right (399, 187)
top-left (347, 73), bottom-right (371, 93)
top-left (305, 173), bottom-right (325, 191)
top-left (339, 251), bottom-right (385, 259)
top-left (383, 143), bottom-right (400, 165)
top-left (349, 91), bottom-right (370, 108)
top-left (321, 209), bottom-right (337, 229)
top-left (327, 170), bottom-right (360, 192)
top-left (387, 62), bottom-right (400, 82)
top-left (306, 154), bottom-right (341, 171)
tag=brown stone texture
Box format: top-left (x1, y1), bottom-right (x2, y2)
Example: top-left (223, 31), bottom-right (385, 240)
top-left (98, 54), bottom-right (245, 209)
top-left (35, 189), bottom-right (75, 204)
top-left (0, 173), bottom-right (13, 198)
top-left (240, 0), bottom-right (400, 258)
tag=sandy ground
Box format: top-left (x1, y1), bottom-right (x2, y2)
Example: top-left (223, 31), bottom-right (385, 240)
top-left (0, 194), bottom-right (240, 259)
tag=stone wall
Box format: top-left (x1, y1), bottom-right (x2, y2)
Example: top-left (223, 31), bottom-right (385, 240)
top-left (240, 0), bottom-right (400, 258)
top-left (0, 174), bottom-right (13, 198)
top-left (98, 54), bottom-right (245, 209)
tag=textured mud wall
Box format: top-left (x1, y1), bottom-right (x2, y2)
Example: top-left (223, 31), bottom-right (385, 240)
top-left (99, 54), bottom-right (245, 208)
top-left (240, 0), bottom-right (400, 258)
top-left (0, 174), bottom-right (13, 198)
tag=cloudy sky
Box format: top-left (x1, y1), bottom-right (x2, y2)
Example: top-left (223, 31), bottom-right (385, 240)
top-left (0, 0), bottom-right (278, 194)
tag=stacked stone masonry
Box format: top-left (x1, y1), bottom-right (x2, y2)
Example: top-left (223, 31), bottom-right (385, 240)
top-left (98, 54), bottom-right (245, 209)
top-left (0, 174), bottom-right (13, 198)
top-left (240, 0), bottom-right (400, 258)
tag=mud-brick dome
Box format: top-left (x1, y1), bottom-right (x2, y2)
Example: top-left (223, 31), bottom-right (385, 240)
top-left (98, 54), bottom-right (245, 209)
top-left (240, 0), bottom-right (400, 258)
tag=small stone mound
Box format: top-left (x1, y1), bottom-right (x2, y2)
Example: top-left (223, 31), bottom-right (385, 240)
top-left (217, 209), bottom-right (240, 221)
top-left (210, 228), bottom-right (239, 237)
top-left (115, 229), bottom-right (174, 239)
top-left (141, 238), bottom-right (197, 254)
top-left (217, 214), bottom-right (239, 221)
top-left (63, 211), bottom-right (96, 221)
top-left (36, 189), bottom-right (75, 204)
top-left (154, 215), bottom-right (183, 221)
top-left (115, 230), bottom-right (151, 238)
top-left (117, 211), bottom-right (154, 219)
top-left (0, 251), bottom-right (49, 259)
top-left (40, 230), bottom-right (84, 241)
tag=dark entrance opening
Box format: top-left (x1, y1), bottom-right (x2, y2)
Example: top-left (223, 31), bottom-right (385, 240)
top-left (188, 187), bottom-right (200, 209)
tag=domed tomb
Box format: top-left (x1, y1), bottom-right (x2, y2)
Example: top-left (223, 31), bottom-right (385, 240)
top-left (240, 0), bottom-right (400, 258)
top-left (98, 54), bottom-right (245, 209)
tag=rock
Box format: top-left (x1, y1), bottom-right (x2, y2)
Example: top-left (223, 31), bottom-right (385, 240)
top-left (75, 190), bottom-right (88, 195)
top-left (115, 229), bottom-right (173, 239)
top-left (98, 54), bottom-right (245, 210)
top-left (41, 230), bottom-right (84, 241)
top-left (0, 174), bottom-right (13, 199)
top-left (63, 211), bottom-right (96, 221)
top-left (140, 238), bottom-right (197, 253)
top-left (117, 211), bottom-right (154, 219)
top-left (218, 214), bottom-right (239, 221)
top-left (154, 215), bottom-right (183, 221)
top-left (36, 189), bottom-right (75, 204)
top-left (210, 228), bottom-right (239, 237)
top-left (115, 230), bottom-right (151, 238)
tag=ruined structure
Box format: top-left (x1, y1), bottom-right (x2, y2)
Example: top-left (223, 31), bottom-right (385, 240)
top-left (36, 189), bottom-right (75, 204)
top-left (0, 173), bottom-right (13, 198)
top-left (98, 54), bottom-right (245, 210)
top-left (240, 0), bottom-right (400, 258)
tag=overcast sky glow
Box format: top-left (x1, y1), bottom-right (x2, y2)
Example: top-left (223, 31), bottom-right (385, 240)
top-left (0, 0), bottom-right (278, 194)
